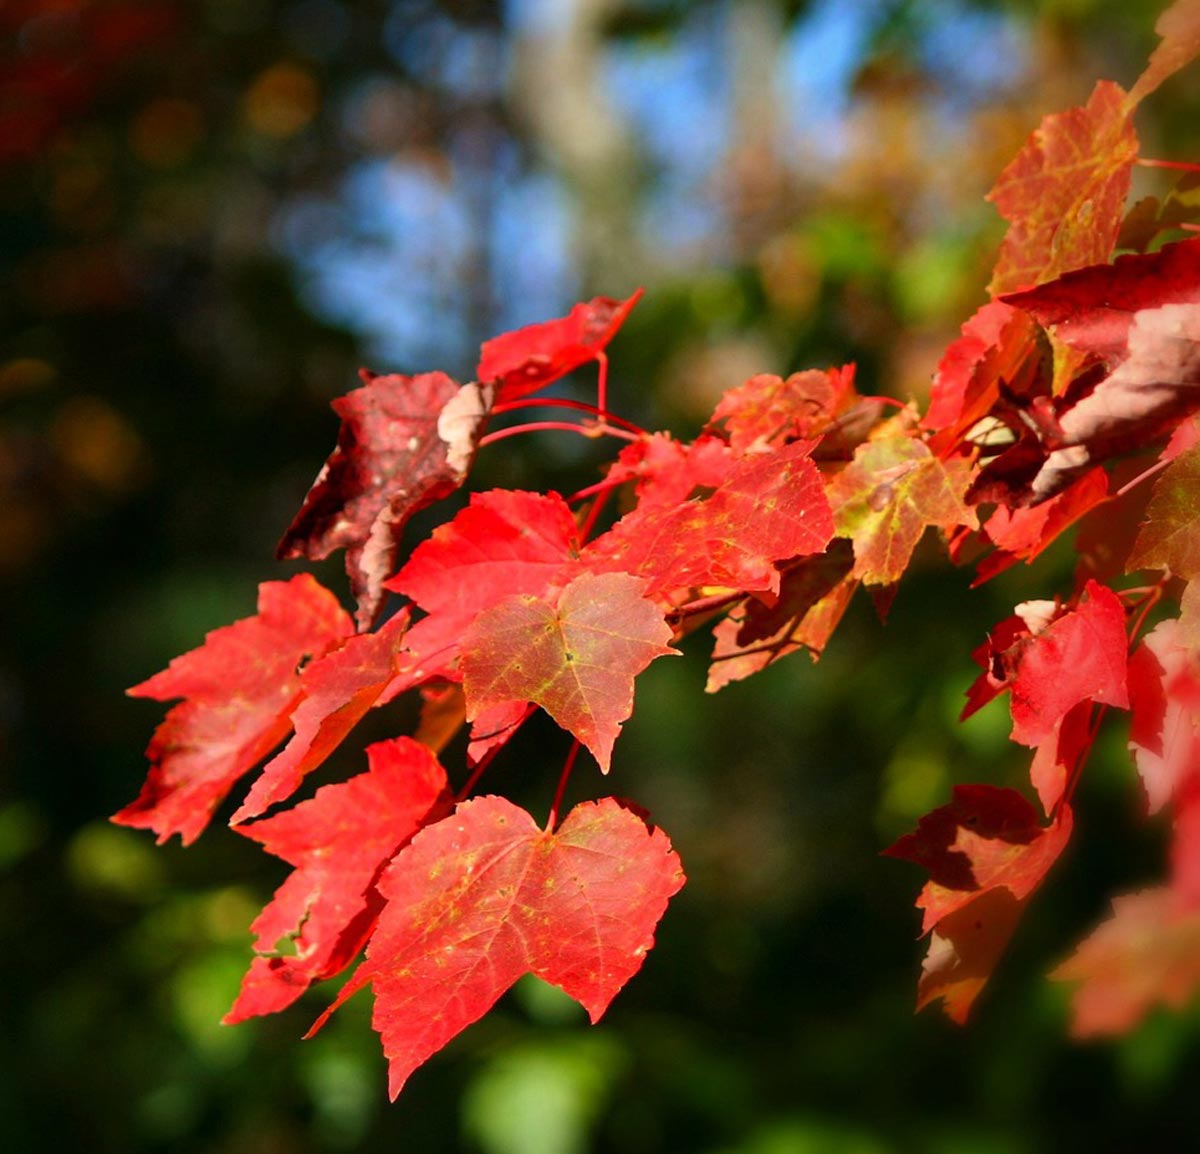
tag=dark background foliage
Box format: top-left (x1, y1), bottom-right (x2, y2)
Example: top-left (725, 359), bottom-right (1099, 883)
top-left (3, 1), bottom-right (1199, 1150)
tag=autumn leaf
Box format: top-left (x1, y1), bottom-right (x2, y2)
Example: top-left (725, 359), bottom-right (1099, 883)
top-left (583, 440), bottom-right (834, 600)
top-left (1001, 240), bottom-right (1200, 501)
top-left (826, 436), bottom-right (978, 586)
top-left (388, 489), bottom-right (581, 628)
top-left (921, 301), bottom-right (1038, 447)
top-left (987, 80), bottom-right (1137, 296)
top-left (962, 581), bottom-right (1128, 748)
top-left (1028, 702), bottom-right (1094, 817)
top-left (477, 290), bottom-right (643, 402)
top-left (115, 575), bottom-right (352, 845)
top-left (1129, 0), bottom-right (1200, 104)
top-left (705, 542), bottom-right (856, 692)
top-left (1129, 445), bottom-right (1200, 579)
top-left (602, 432), bottom-right (734, 512)
top-left (1127, 618), bottom-right (1200, 813)
top-left (974, 467), bottom-right (1109, 585)
top-left (231, 610), bottom-right (412, 824)
top-left (309, 795), bottom-right (684, 1098)
top-left (885, 784), bottom-right (1074, 1023)
top-left (277, 371), bottom-right (491, 629)
top-left (460, 572), bottom-right (675, 770)
top-left (708, 364), bottom-right (867, 456)
top-left (1053, 888), bottom-right (1200, 1036)
top-left (224, 737), bottom-right (452, 1024)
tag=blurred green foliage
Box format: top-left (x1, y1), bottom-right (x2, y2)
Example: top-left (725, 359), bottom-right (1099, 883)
top-left (5, 1), bottom-right (1200, 1151)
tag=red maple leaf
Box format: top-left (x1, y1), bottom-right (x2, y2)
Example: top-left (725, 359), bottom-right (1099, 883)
top-left (974, 467), bottom-right (1109, 585)
top-left (277, 371), bottom-right (491, 629)
top-left (1127, 618), bottom-right (1200, 813)
top-left (115, 575), bottom-right (351, 845)
top-left (885, 784), bottom-right (1073, 1023)
top-left (459, 572), bottom-right (676, 771)
top-left (1052, 888), bottom-right (1200, 1036)
top-left (224, 737), bottom-right (452, 1023)
top-left (987, 80), bottom-right (1137, 295)
top-left (705, 543), bottom-right (856, 692)
top-left (477, 291), bottom-right (643, 403)
top-left (1001, 240), bottom-right (1200, 500)
top-left (1129, 0), bottom-right (1200, 104)
top-left (583, 440), bottom-right (834, 600)
top-left (921, 302), bottom-right (1038, 447)
top-left (232, 610), bottom-right (412, 824)
top-left (708, 364), bottom-right (864, 456)
top-left (308, 795), bottom-right (684, 1098)
top-left (962, 581), bottom-right (1129, 747)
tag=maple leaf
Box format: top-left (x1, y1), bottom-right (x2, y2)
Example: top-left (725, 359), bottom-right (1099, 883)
top-left (459, 572), bottom-right (676, 771)
top-left (825, 436), bottom-right (978, 586)
top-left (1127, 618), bottom-right (1200, 813)
top-left (1028, 702), bottom-right (1094, 817)
top-left (583, 440), bottom-right (834, 600)
top-left (1129, 445), bottom-right (1200, 578)
top-left (224, 737), bottom-right (452, 1024)
top-left (987, 80), bottom-right (1137, 296)
top-left (1129, 0), bottom-right (1200, 104)
top-left (231, 610), bottom-right (411, 824)
top-left (1052, 888), bottom-right (1200, 1036)
top-left (309, 795), bottom-right (684, 1099)
top-left (115, 575), bottom-right (352, 845)
top-left (974, 467), bottom-right (1109, 585)
top-left (477, 291), bottom-right (643, 403)
top-left (602, 432), bottom-right (734, 513)
top-left (962, 581), bottom-right (1128, 748)
top-left (388, 489), bottom-right (581, 632)
top-left (921, 301), bottom-right (1038, 446)
top-left (705, 542), bottom-right (856, 692)
top-left (277, 371), bottom-right (491, 630)
top-left (708, 365), bottom-right (867, 456)
top-left (885, 784), bottom-right (1074, 1023)
top-left (999, 240), bottom-right (1200, 501)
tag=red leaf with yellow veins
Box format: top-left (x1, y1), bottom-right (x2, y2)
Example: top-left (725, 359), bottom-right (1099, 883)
top-left (988, 80), bottom-right (1137, 295)
top-left (225, 738), bottom-right (451, 1024)
top-left (885, 784), bottom-right (1073, 1023)
top-left (1130, 445), bottom-right (1200, 579)
top-left (278, 371), bottom-right (491, 630)
top-left (309, 795), bottom-right (684, 1099)
top-left (826, 436), bottom-right (978, 586)
top-left (232, 611), bottom-right (412, 824)
top-left (1053, 888), bottom-right (1200, 1036)
top-left (478, 291), bottom-right (643, 402)
top-left (459, 572), bottom-right (676, 771)
top-left (115, 575), bottom-right (352, 845)
top-left (583, 440), bottom-right (834, 599)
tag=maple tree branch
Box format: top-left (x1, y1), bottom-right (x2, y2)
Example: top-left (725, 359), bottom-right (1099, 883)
top-left (596, 350), bottom-right (609, 417)
top-left (546, 740), bottom-right (582, 831)
top-left (665, 588), bottom-right (746, 623)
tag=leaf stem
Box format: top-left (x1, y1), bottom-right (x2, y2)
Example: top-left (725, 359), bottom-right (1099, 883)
top-left (1136, 157), bottom-right (1200, 172)
top-left (455, 705), bottom-right (537, 802)
top-left (479, 420), bottom-right (640, 448)
top-left (546, 740), bottom-right (582, 832)
top-left (491, 395), bottom-right (645, 436)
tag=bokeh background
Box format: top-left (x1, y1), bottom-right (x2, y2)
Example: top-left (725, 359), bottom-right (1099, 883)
top-left (4, 1), bottom-right (1200, 1150)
